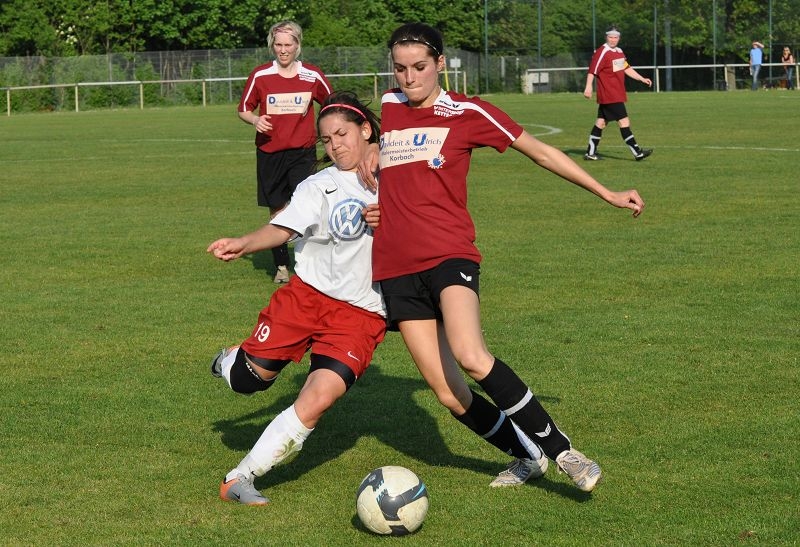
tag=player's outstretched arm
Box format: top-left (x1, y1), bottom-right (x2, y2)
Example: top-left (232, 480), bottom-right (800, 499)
top-left (511, 131), bottom-right (645, 217)
top-left (207, 224), bottom-right (295, 261)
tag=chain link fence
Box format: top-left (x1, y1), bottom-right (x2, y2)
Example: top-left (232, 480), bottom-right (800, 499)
top-left (5, 46), bottom-right (788, 114)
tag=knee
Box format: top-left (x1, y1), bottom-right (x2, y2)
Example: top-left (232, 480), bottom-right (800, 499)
top-left (229, 349), bottom-right (277, 395)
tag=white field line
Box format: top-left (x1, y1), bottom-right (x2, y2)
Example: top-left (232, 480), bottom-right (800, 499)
top-left (520, 123), bottom-right (799, 152)
top-left (3, 130), bottom-right (798, 165)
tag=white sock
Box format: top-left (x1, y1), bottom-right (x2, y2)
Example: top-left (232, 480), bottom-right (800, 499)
top-left (220, 346), bottom-right (239, 389)
top-left (226, 404), bottom-right (314, 482)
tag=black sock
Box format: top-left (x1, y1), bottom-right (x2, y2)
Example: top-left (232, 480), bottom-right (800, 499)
top-left (452, 390), bottom-right (533, 459)
top-left (271, 244), bottom-right (290, 269)
top-left (587, 125), bottom-right (603, 155)
top-left (477, 358), bottom-right (570, 459)
top-left (620, 126), bottom-right (641, 155)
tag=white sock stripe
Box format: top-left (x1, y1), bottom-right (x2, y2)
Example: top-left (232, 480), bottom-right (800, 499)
top-left (482, 412), bottom-right (506, 439)
top-left (511, 421), bottom-right (544, 460)
top-left (504, 389), bottom-right (533, 416)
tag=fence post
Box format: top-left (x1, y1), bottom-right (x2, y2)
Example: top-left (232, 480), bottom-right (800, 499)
top-left (140, 82), bottom-right (144, 109)
top-left (6, 89), bottom-right (10, 116)
top-left (75, 85), bottom-right (79, 112)
top-left (724, 65), bottom-right (735, 90)
top-left (202, 80), bottom-right (207, 107)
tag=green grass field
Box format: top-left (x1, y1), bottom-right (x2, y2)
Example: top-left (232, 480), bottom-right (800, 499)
top-left (1, 90), bottom-right (798, 545)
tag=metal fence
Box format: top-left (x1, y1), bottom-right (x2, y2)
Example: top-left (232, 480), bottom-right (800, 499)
top-left (2, 46), bottom-right (798, 114)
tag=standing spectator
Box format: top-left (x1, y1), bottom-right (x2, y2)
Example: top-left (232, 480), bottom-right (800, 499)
top-left (781, 47), bottom-right (795, 90)
top-left (583, 25), bottom-right (653, 161)
top-left (238, 20), bottom-right (333, 283)
top-left (750, 41), bottom-right (765, 91)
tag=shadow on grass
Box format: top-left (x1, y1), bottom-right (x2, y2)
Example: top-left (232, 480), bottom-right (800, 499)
top-left (241, 248), bottom-right (296, 275)
top-left (211, 363), bottom-right (584, 498)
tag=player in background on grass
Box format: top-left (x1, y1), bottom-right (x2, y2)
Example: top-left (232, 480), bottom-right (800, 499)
top-left (361, 22), bottom-right (645, 492)
top-left (209, 92), bottom-right (384, 505)
top-left (238, 20), bottom-right (333, 284)
top-left (583, 25), bottom-right (653, 161)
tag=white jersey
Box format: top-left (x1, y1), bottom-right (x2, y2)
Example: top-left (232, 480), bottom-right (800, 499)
top-left (271, 166), bottom-right (385, 316)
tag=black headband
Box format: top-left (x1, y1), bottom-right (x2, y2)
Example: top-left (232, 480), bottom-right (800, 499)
top-left (390, 38), bottom-right (441, 57)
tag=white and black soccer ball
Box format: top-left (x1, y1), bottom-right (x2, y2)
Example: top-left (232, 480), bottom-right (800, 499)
top-left (356, 466), bottom-right (429, 536)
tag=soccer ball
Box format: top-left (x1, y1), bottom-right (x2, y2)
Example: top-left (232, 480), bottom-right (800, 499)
top-left (356, 466), bottom-right (429, 536)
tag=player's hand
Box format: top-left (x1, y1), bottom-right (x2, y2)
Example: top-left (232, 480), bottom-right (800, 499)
top-left (254, 114), bottom-right (273, 133)
top-left (608, 190), bottom-right (645, 218)
top-left (357, 143), bottom-right (380, 191)
top-left (363, 203), bottom-right (380, 229)
top-left (207, 238), bottom-right (245, 261)
top-left (583, 88), bottom-right (593, 99)
top-left (642, 78), bottom-right (652, 87)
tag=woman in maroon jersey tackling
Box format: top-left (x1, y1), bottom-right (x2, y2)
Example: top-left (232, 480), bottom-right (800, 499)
top-left (363, 22), bottom-right (645, 492)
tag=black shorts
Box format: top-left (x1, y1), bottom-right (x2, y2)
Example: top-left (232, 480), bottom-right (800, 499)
top-left (597, 102), bottom-right (629, 122)
top-left (256, 147), bottom-right (316, 209)
top-left (380, 258), bottom-right (480, 331)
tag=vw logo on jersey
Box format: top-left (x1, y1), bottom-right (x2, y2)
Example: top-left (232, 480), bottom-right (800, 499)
top-left (329, 198), bottom-right (368, 240)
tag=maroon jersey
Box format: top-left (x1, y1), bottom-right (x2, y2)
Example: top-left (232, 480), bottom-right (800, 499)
top-left (239, 60), bottom-right (332, 153)
top-left (373, 89), bottom-right (523, 281)
top-left (588, 44), bottom-right (629, 104)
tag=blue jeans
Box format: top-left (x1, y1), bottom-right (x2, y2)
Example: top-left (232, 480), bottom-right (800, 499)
top-left (787, 66), bottom-right (795, 89)
top-left (751, 64), bottom-right (761, 90)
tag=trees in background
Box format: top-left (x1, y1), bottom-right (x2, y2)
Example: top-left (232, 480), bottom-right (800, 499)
top-left (1, 0), bottom-right (798, 63)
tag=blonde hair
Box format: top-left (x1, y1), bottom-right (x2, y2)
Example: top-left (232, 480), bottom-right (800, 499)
top-left (268, 20), bottom-right (303, 57)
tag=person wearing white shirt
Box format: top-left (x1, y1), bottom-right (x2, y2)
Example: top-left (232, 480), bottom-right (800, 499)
top-left (207, 91), bottom-right (384, 505)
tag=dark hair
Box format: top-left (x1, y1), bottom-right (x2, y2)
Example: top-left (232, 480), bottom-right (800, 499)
top-left (317, 91), bottom-right (380, 145)
top-left (387, 23), bottom-right (443, 59)
top-left (606, 24), bottom-right (620, 34)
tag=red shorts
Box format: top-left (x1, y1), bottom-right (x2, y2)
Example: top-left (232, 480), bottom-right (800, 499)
top-left (240, 276), bottom-right (386, 378)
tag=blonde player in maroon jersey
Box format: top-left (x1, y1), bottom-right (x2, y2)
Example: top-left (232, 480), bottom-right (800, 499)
top-left (583, 25), bottom-right (653, 161)
top-left (362, 23), bottom-right (645, 492)
top-left (238, 21), bottom-right (333, 283)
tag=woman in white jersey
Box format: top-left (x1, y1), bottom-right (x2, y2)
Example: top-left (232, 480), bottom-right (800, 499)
top-left (364, 23), bottom-right (645, 493)
top-left (208, 91), bottom-right (384, 505)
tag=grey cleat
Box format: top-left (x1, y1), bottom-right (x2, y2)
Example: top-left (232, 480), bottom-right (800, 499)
top-left (555, 449), bottom-right (602, 492)
top-left (219, 473), bottom-right (269, 506)
top-left (490, 456), bottom-right (548, 487)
